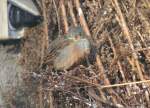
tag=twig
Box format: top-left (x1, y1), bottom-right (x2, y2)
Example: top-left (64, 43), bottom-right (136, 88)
top-left (96, 55), bottom-right (110, 85)
top-left (39, 82), bottom-right (43, 108)
top-left (68, 1), bottom-right (77, 27)
top-left (102, 80), bottom-right (150, 89)
top-left (88, 88), bottom-right (122, 108)
top-left (52, 0), bottom-right (61, 36)
top-left (107, 35), bottom-right (126, 81)
top-left (111, 0), bottom-right (150, 102)
top-left (74, 0), bottom-right (91, 36)
top-left (136, 31), bottom-right (147, 48)
top-left (49, 90), bottom-right (53, 108)
top-left (144, 0), bottom-right (150, 8)
top-left (107, 34), bottom-right (131, 96)
top-left (111, 0), bottom-right (144, 80)
top-left (96, 55), bottom-right (118, 104)
top-left (60, 0), bottom-right (69, 34)
top-left (89, 71), bottom-right (106, 101)
top-left (65, 74), bottom-right (150, 89)
top-left (41, 0), bottom-right (49, 48)
top-left (40, 0), bottom-right (49, 66)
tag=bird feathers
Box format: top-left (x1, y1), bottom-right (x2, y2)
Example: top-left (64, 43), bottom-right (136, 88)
top-left (54, 38), bottom-right (90, 70)
top-left (45, 27), bottom-right (90, 70)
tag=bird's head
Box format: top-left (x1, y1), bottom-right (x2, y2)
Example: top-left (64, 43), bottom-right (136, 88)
top-left (64, 26), bottom-right (86, 41)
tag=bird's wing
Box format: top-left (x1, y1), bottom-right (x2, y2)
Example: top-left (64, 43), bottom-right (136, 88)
top-left (45, 37), bottom-right (73, 64)
top-left (48, 37), bottom-right (73, 53)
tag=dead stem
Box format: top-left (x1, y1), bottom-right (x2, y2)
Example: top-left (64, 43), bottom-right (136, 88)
top-left (52, 0), bottom-right (61, 36)
top-left (49, 90), bottom-right (53, 108)
top-left (111, 0), bottom-right (144, 80)
top-left (60, 0), bottom-right (69, 34)
top-left (41, 0), bottom-right (49, 66)
top-left (74, 0), bottom-right (91, 37)
top-left (65, 74), bottom-right (150, 89)
top-left (68, 1), bottom-right (78, 27)
top-left (144, 0), bottom-right (150, 8)
top-left (20, 0), bottom-right (150, 107)
top-left (111, 0), bottom-right (150, 102)
top-left (107, 34), bottom-right (131, 96)
top-left (96, 55), bottom-right (119, 105)
top-left (41, 0), bottom-right (49, 48)
top-left (39, 82), bottom-right (43, 108)
top-left (107, 35), bottom-right (126, 81)
top-left (102, 80), bottom-right (150, 89)
top-left (87, 88), bottom-right (122, 108)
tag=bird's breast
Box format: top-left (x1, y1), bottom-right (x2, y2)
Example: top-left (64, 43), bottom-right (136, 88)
top-left (54, 44), bottom-right (77, 70)
top-left (54, 39), bottom-right (90, 70)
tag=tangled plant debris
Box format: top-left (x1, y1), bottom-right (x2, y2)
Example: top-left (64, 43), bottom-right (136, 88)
top-left (18, 0), bottom-right (150, 108)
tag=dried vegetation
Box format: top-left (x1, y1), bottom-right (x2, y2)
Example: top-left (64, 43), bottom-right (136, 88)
top-left (19, 0), bottom-right (150, 107)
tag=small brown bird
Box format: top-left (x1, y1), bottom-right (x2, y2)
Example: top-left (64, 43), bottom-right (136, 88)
top-left (45, 27), bottom-right (90, 70)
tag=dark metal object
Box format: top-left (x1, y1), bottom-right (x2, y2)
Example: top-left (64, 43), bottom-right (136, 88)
top-left (9, 5), bottom-right (43, 29)
top-left (8, 0), bottom-right (40, 16)
top-left (7, 0), bottom-right (43, 39)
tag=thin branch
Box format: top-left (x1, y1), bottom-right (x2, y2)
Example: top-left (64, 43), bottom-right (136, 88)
top-left (96, 55), bottom-right (118, 104)
top-left (49, 90), bottom-right (54, 108)
top-left (60, 0), bottom-right (69, 34)
top-left (111, 0), bottom-right (150, 102)
top-left (68, 1), bottom-right (77, 27)
top-left (111, 0), bottom-right (144, 80)
top-left (40, 0), bottom-right (49, 66)
top-left (65, 74), bottom-right (150, 89)
top-left (39, 82), bottom-right (43, 108)
top-left (41, 0), bottom-right (49, 48)
top-left (107, 34), bottom-right (131, 96)
top-left (107, 35), bottom-right (126, 81)
top-left (101, 80), bottom-right (150, 89)
top-left (74, 0), bottom-right (91, 36)
top-left (52, 0), bottom-right (61, 37)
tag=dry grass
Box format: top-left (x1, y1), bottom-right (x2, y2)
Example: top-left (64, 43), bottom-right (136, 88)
top-left (19, 0), bottom-right (150, 107)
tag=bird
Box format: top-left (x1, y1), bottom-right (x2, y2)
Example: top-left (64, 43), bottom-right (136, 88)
top-left (45, 26), bottom-right (91, 70)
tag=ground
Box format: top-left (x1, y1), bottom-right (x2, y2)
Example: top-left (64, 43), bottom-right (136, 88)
top-left (1, 0), bottom-right (150, 108)
top-left (0, 42), bottom-right (22, 107)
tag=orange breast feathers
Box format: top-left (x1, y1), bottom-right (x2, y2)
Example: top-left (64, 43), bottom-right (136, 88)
top-left (54, 38), bottom-right (90, 70)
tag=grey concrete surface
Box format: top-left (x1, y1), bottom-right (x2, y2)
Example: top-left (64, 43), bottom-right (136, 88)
top-left (0, 45), bottom-right (23, 107)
